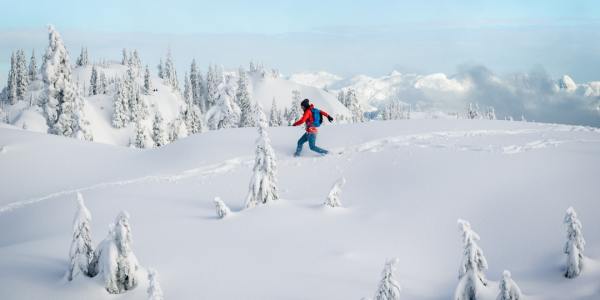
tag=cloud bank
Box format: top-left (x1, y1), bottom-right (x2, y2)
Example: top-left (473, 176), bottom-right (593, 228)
top-left (303, 66), bottom-right (600, 127)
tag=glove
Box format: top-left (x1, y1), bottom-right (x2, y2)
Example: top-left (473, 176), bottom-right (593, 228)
top-left (327, 116), bottom-right (334, 122)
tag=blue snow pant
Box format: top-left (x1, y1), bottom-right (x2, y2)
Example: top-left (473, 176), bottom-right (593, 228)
top-left (295, 132), bottom-right (328, 156)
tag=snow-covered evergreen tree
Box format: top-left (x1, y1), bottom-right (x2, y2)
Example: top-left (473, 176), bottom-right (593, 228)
top-left (89, 65), bottom-right (99, 95)
top-left (127, 66), bottom-right (148, 123)
top-left (184, 71), bottom-right (193, 104)
top-left (5, 52), bottom-right (18, 104)
top-left (162, 51), bottom-right (179, 91)
top-left (205, 75), bottom-right (241, 130)
top-left (97, 71), bottom-right (107, 95)
top-left (381, 100), bottom-right (410, 121)
top-left (497, 270), bottom-right (522, 300)
top-left (15, 49), bottom-right (29, 101)
top-left (467, 103), bottom-right (480, 119)
top-left (147, 268), bottom-right (164, 300)
top-left (346, 88), bottom-right (364, 123)
top-left (564, 206), bottom-right (585, 278)
top-left (245, 105), bottom-right (279, 208)
top-left (374, 258), bottom-right (402, 300)
top-left (337, 90), bottom-right (345, 106)
top-left (168, 118), bottom-right (188, 142)
top-left (455, 219), bottom-right (488, 300)
top-left (41, 25), bottom-right (92, 140)
top-left (286, 90), bottom-right (302, 125)
top-left (133, 119), bottom-right (152, 149)
top-left (143, 65), bottom-right (152, 95)
top-left (214, 197), bottom-right (231, 219)
top-left (325, 177), bottom-right (346, 208)
top-left (205, 64), bottom-right (220, 110)
top-left (269, 98), bottom-right (282, 127)
top-left (28, 49), bottom-right (37, 81)
top-left (91, 211), bottom-right (139, 294)
top-left (121, 48), bottom-right (128, 65)
top-left (129, 50), bottom-right (142, 75)
top-left (76, 47), bottom-right (88, 67)
top-left (486, 107), bottom-right (496, 120)
top-left (151, 111), bottom-right (168, 147)
top-left (112, 80), bottom-right (129, 128)
top-left (182, 104), bottom-right (205, 134)
top-left (237, 67), bottom-right (256, 127)
top-left (189, 59), bottom-right (205, 112)
top-left (157, 59), bottom-right (164, 79)
top-left (67, 192), bottom-right (94, 281)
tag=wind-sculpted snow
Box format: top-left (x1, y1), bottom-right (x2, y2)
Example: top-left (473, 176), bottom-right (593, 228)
top-left (0, 119), bottom-right (599, 299)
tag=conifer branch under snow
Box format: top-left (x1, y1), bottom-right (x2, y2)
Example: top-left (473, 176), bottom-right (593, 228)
top-left (325, 177), bottom-right (346, 208)
top-left (497, 270), bottom-right (522, 300)
top-left (147, 268), bottom-right (164, 300)
top-left (455, 219), bottom-right (488, 300)
top-left (564, 207), bottom-right (585, 278)
top-left (214, 197), bottom-right (231, 219)
top-left (374, 258), bottom-right (401, 300)
top-left (245, 105), bottom-right (279, 208)
top-left (67, 192), bottom-right (94, 281)
top-left (90, 211), bottom-right (139, 294)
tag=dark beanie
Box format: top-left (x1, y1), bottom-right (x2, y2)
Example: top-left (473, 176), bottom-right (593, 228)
top-left (301, 99), bottom-right (310, 109)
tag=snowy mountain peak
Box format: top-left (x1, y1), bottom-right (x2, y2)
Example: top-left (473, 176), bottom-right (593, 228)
top-left (558, 75), bottom-right (577, 92)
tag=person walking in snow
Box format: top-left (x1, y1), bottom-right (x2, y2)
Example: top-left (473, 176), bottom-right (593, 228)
top-left (293, 99), bottom-right (334, 156)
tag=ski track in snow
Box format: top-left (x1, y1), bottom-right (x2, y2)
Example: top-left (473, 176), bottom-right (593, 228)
top-left (0, 157), bottom-right (250, 215)
top-left (2, 126), bottom-right (599, 215)
top-left (347, 128), bottom-right (598, 155)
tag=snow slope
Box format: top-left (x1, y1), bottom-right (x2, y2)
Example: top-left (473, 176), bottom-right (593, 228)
top-left (0, 119), bottom-right (599, 299)
top-left (249, 72), bottom-right (348, 118)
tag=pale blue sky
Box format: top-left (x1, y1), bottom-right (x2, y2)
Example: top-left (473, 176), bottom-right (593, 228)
top-left (1, 0), bottom-right (599, 82)
top-left (1, 0), bottom-right (599, 34)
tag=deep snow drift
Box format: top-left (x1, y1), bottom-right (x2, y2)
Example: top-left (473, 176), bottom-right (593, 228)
top-left (0, 119), bottom-right (599, 299)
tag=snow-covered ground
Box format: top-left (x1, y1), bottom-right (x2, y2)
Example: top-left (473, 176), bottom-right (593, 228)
top-left (1, 119), bottom-right (599, 299)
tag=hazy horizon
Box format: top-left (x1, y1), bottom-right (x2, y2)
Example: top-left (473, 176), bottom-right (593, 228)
top-left (1, 0), bottom-right (599, 85)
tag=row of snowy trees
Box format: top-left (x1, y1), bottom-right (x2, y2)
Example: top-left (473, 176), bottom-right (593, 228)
top-left (1, 49), bottom-right (36, 104)
top-left (0, 26), bottom-right (94, 140)
top-left (113, 65), bottom-right (149, 129)
top-left (67, 192), bottom-right (163, 298)
top-left (380, 100), bottom-right (411, 121)
top-left (88, 65), bottom-right (109, 96)
top-left (466, 103), bottom-right (496, 120)
top-left (453, 207), bottom-right (586, 300)
top-left (127, 54), bottom-right (311, 148)
top-left (1, 25), bottom-right (352, 146)
top-left (362, 207), bottom-right (586, 300)
top-left (111, 49), bottom-right (308, 149)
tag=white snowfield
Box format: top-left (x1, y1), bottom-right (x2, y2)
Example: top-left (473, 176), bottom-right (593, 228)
top-left (0, 119), bottom-right (599, 299)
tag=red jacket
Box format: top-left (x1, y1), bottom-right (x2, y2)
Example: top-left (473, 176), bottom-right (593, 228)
top-left (293, 104), bottom-right (331, 133)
